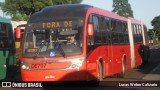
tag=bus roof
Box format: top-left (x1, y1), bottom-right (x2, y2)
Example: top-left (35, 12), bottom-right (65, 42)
top-left (28, 4), bottom-right (92, 23)
top-left (0, 17), bottom-right (11, 23)
top-left (128, 17), bottom-right (142, 24)
top-left (29, 4), bottom-right (140, 23)
top-left (88, 7), bottom-right (127, 21)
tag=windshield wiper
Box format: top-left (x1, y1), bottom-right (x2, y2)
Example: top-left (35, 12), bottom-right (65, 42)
top-left (53, 41), bottom-right (66, 58)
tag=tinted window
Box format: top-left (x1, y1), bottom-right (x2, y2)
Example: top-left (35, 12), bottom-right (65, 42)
top-left (0, 23), bottom-right (14, 49)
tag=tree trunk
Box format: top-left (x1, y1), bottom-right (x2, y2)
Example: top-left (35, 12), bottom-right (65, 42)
top-left (152, 30), bottom-right (157, 45)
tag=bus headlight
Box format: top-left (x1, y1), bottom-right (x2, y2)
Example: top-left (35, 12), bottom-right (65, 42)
top-left (21, 65), bottom-right (27, 69)
top-left (21, 65), bottom-right (30, 70)
top-left (21, 61), bottom-right (30, 70)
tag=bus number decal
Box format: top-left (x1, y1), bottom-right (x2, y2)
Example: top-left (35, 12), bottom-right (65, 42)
top-left (30, 63), bottom-right (46, 69)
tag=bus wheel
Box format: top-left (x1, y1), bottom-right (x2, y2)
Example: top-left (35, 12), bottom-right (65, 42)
top-left (118, 59), bottom-right (126, 78)
top-left (97, 62), bottom-right (103, 81)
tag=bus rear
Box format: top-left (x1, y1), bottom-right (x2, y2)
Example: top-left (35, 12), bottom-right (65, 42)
top-left (19, 5), bottom-right (92, 81)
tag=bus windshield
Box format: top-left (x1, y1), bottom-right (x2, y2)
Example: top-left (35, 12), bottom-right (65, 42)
top-left (23, 18), bottom-right (83, 58)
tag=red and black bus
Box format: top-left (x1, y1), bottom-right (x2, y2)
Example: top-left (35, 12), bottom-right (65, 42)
top-left (16, 4), bottom-right (149, 81)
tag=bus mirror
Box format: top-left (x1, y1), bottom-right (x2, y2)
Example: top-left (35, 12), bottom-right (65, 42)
top-left (88, 24), bottom-right (94, 36)
top-left (16, 27), bottom-right (21, 39)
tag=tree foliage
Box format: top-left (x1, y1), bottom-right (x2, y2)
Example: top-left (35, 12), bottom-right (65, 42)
top-left (0, 0), bottom-right (83, 21)
top-left (52, 0), bottom-right (82, 5)
top-left (149, 15), bottom-right (160, 44)
top-left (112, 0), bottom-right (133, 17)
top-left (151, 15), bottom-right (160, 32)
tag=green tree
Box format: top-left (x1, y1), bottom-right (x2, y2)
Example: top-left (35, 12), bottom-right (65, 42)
top-left (0, 0), bottom-right (82, 21)
top-left (112, 0), bottom-right (133, 17)
top-left (148, 29), bottom-right (158, 44)
top-left (52, 0), bottom-right (82, 5)
top-left (148, 29), bottom-right (154, 40)
top-left (151, 15), bottom-right (160, 44)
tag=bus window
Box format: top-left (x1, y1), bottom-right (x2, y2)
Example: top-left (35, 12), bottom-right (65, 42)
top-left (0, 23), bottom-right (8, 48)
top-left (105, 17), bottom-right (110, 44)
top-left (117, 21), bottom-right (122, 43)
top-left (105, 17), bottom-right (110, 31)
top-left (88, 14), bottom-right (93, 23)
top-left (23, 18), bottom-right (83, 57)
top-left (111, 20), bottom-right (119, 44)
top-left (100, 16), bottom-right (106, 43)
top-left (0, 23), bottom-right (7, 36)
top-left (111, 19), bottom-right (116, 31)
top-left (93, 15), bottom-right (99, 31)
top-left (93, 15), bottom-right (101, 44)
top-left (116, 21), bottom-right (122, 32)
top-left (139, 25), bottom-right (143, 42)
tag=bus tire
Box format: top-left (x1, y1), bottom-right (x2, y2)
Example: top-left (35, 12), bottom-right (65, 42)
top-left (118, 58), bottom-right (126, 78)
top-left (97, 62), bottom-right (103, 81)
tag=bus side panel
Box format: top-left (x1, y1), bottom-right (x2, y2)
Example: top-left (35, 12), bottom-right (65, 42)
top-left (87, 47), bottom-right (100, 80)
top-left (0, 50), bottom-right (16, 80)
top-left (99, 45), bottom-right (113, 77)
top-left (86, 45), bottom-right (112, 80)
top-left (112, 45), bottom-right (123, 74)
top-left (104, 45), bottom-right (113, 77)
top-left (111, 44), bottom-right (131, 74)
top-left (0, 51), bottom-right (8, 80)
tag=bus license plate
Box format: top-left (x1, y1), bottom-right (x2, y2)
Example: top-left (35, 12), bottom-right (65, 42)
top-left (30, 63), bottom-right (46, 69)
